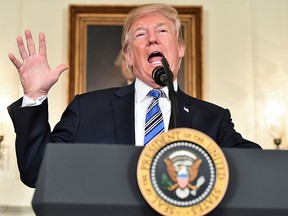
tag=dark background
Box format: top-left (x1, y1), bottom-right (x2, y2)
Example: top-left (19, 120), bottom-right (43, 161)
top-left (87, 25), bottom-right (125, 91)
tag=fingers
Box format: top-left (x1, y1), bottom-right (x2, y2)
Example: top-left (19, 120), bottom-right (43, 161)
top-left (8, 53), bottom-right (22, 70)
top-left (17, 35), bottom-right (29, 60)
top-left (25, 29), bottom-right (36, 56)
top-left (38, 32), bottom-right (47, 58)
top-left (15, 30), bottom-right (42, 61)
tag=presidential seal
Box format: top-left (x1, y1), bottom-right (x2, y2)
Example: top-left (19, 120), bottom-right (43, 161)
top-left (137, 128), bottom-right (229, 216)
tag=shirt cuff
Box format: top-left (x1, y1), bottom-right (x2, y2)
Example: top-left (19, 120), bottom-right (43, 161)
top-left (21, 95), bottom-right (47, 107)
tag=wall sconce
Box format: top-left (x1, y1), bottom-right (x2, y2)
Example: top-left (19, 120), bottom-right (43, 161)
top-left (0, 134), bottom-right (8, 170)
top-left (264, 95), bottom-right (287, 149)
top-left (0, 90), bottom-right (11, 170)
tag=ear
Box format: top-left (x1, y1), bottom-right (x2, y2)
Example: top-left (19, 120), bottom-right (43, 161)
top-left (124, 49), bottom-right (133, 67)
top-left (178, 42), bottom-right (185, 58)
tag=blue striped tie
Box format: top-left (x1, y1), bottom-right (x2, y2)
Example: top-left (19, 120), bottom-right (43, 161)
top-left (144, 89), bottom-right (165, 145)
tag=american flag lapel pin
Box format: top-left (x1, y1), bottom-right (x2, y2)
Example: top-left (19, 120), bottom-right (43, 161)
top-left (183, 106), bottom-right (189, 113)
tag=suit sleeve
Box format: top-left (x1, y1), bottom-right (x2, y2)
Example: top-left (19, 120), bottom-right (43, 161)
top-left (7, 96), bottom-right (81, 187)
top-left (7, 98), bottom-right (51, 187)
top-left (216, 109), bottom-right (261, 149)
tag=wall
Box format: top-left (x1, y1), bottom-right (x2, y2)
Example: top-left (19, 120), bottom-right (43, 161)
top-left (252, 0), bottom-right (288, 150)
top-left (0, 0), bottom-right (287, 214)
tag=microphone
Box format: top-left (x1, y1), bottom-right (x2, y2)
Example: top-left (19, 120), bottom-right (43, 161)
top-left (152, 62), bottom-right (174, 87)
top-left (152, 66), bottom-right (170, 86)
top-left (152, 58), bottom-right (178, 129)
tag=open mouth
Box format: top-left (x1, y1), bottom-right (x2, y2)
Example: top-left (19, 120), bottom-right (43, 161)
top-left (148, 51), bottom-right (164, 65)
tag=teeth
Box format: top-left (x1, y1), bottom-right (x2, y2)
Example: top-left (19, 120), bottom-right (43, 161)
top-left (150, 60), bottom-right (161, 65)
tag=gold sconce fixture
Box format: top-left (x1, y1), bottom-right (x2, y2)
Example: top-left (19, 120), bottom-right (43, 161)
top-left (265, 94), bottom-right (287, 149)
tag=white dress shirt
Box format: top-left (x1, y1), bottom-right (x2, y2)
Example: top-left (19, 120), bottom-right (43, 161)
top-left (22, 95), bottom-right (47, 107)
top-left (134, 78), bottom-right (178, 146)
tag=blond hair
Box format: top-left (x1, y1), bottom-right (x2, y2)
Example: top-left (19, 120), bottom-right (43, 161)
top-left (121, 3), bottom-right (184, 54)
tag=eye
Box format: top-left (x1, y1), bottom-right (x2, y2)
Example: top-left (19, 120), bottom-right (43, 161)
top-left (158, 28), bottom-right (168, 34)
top-left (135, 30), bottom-right (147, 39)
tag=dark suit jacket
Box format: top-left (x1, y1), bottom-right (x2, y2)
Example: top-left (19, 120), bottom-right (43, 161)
top-left (8, 84), bottom-right (261, 187)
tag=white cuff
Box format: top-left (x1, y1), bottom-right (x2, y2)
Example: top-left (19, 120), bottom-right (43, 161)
top-left (21, 95), bottom-right (47, 107)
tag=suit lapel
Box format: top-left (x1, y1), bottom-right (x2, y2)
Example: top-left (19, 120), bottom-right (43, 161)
top-left (111, 85), bottom-right (193, 143)
top-left (112, 84), bottom-right (135, 145)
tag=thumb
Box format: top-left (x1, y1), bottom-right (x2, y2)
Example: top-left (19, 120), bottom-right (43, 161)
top-left (55, 64), bottom-right (69, 75)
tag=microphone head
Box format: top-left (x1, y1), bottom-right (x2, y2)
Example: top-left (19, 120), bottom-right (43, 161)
top-left (152, 66), bottom-right (167, 86)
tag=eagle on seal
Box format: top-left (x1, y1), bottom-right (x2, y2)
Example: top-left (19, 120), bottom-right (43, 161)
top-left (164, 158), bottom-right (202, 192)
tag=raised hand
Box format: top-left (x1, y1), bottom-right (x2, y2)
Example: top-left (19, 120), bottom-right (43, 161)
top-left (8, 30), bottom-right (68, 100)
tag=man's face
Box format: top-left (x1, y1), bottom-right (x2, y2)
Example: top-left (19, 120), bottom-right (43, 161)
top-left (125, 13), bottom-right (185, 88)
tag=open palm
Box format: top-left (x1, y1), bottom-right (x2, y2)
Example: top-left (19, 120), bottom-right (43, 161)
top-left (8, 30), bottom-right (68, 100)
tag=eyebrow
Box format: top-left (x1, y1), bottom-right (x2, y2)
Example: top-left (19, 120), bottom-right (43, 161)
top-left (133, 22), bottom-right (168, 33)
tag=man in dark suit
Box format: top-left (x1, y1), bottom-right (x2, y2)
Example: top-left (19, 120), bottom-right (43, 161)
top-left (7, 3), bottom-right (261, 188)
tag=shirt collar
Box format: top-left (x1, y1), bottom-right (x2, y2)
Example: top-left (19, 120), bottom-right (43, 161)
top-left (134, 78), bottom-right (178, 103)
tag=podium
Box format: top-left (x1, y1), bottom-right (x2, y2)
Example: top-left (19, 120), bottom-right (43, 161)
top-left (32, 143), bottom-right (288, 216)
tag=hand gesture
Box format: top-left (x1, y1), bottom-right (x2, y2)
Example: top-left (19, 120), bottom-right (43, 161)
top-left (8, 30), bottom-right (68, 100)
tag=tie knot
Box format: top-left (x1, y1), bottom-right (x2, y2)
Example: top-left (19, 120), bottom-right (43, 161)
top-left (148, 89), bottom-right (165, 99)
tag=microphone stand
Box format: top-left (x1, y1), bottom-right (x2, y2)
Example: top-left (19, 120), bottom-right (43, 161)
top-left (161, 58), bottom-right (178, 129)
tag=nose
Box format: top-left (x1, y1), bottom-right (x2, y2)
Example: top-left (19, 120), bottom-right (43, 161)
top-left (148, 32), bottom-right (158, 45)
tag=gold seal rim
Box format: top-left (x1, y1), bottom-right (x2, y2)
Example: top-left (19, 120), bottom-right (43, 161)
top-left (137, 128), bottom-right (229, 216)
